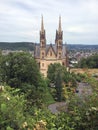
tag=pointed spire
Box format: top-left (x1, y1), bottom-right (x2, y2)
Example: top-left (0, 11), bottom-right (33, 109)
top-left (41, 15), bottom-right (44, 32)
top-left (58, 15), bottom-right (62, 32)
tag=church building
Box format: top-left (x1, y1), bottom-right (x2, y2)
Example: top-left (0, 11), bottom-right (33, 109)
top-left (34, 16), bottom-right (68, 77)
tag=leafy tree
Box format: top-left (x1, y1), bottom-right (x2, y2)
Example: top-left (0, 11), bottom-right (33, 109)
top-left (1, 52), bottom-right (40, 88)
top-left (47, 63), bottom-right (77, 101)
top-left (55, 70), bottom-right (62, 101)
top-left (0, 78), bottom-right (98, 130)
top-left (0, 52), bottom-right (55, 114)
top-left (0, 50), bottom-right (3, 84)
top-left (47, 63), bottom-right (62, 83)
top-left (78, 54), bottom-right (98, 68)
top-left (0, 86), bottom-right (26, 129)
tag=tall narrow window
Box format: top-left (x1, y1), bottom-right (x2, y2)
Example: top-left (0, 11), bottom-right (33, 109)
top-left (50, 51), bottom-right (52, 56)
top-left (59, 52), bottom-right (61, 58)
top-left (42, 52), bottom-right (44, 59)
top-left (42, 41), bottom-right (44, 47)
top-left (58, 42), bottom-right (62, 49)
top-left (42, 63), bottom-right (44, 67)
top-left (62, 62), bottom-right (65, 66)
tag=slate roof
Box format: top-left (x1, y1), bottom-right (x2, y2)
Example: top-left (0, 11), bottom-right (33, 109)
top-left (34, 44), bottom-right (40, 58)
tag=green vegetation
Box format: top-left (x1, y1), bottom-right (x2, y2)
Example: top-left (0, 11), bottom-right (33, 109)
top-left (78, 54), bottom-right (98, 68)
top-left (0, 42), bottom-right (35, 50)
top-left (0, 52), bottom-right (98, 130)
top-left (47, 63), bottom-right (77, 101)
top-left (0, 52), bottom-right (54, 109)
top-left (0, 43), bottom-right (98, 51)
top-left (1, 52), bottom-right (40, 88)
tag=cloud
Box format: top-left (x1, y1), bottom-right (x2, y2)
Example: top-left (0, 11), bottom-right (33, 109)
top-left (0, 0), bottom-right (98, 44)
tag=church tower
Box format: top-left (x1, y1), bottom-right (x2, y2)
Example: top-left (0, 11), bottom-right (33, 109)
top-left (55, 16), bottom-right (63, 59)
top-left (34, 16), bottom-right (68, 77)
top-left (40, 15), bottom-right (46, 59)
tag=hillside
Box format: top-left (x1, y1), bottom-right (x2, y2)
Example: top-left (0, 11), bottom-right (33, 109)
top-left (68, 44), bottom-right (98, 50)
top-left (0, 42), bottom-right (35, 51)
top-left (0, 42), bottom-right (98, 51)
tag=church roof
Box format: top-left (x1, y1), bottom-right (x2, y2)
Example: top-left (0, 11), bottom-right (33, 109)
top-left (34, 44), bottom-right (40, 58)
top-left (46, 44), bottom-right (57, 56)
top-left (34, 43), bottom-right (67, 58)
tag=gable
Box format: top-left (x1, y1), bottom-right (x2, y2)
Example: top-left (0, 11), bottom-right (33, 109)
top-left (46, 46), bottom-right (56, 59)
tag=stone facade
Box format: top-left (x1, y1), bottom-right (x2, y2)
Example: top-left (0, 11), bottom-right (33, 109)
top-left (34, 16), bottom-right (68, 77)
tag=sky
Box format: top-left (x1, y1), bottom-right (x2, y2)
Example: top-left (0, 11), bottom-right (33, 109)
top-left (0, 0), bottom-right (98, 44)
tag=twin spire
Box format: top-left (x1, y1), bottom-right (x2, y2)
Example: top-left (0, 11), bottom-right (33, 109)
top-left (41, 15), bottom-right (62, 32)
top-left (41, 15), bottom-right (44, 32)
top-left (58, 15), bottom-right (62, 32)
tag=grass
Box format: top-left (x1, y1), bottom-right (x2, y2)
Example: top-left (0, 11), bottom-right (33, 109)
top-left (71, 68), bottom-right (98, 76)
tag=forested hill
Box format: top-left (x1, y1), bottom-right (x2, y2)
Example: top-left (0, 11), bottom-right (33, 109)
top-left (0, 42), bottom-right (98, 51)
top-left (68, 44), bottom-right (98, 50)
top-left (0, 42), bottom-right (35, 50)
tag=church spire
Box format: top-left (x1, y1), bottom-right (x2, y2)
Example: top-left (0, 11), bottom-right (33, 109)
top-left (40, 15), bottom-right (46, 49)
top-left (41, 15), bottom-right (44, 32)
top-left (58, 15), bottom-right (62, 32)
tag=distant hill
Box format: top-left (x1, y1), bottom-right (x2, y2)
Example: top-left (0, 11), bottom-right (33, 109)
top-left (0, 42), bottom-right (98, 51)
top-left (0, 42), bottom-right (35, 51)
top-left (67, 44), bottom-right (98, 50)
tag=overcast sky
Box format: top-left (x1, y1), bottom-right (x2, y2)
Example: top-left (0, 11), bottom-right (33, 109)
top-left (0, 0), bottom-right (98, 44)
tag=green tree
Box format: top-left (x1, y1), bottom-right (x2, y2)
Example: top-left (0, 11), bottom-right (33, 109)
top-left (78, 54), bottom-right (98, 68)
top-left (1, 52), bottom-right (40, 88)
top-left (0, 52), bottom-right (54, 112)
top-left (55, 70), bottom-right (62, 101)
top-left (0, 50), bottom-right (3, 84)
top-left (0, 86), bottom-right (26, 129)
top-left (47, 63), bottom-right (62, 83)
top-left (47, 63), bottom-right (77, 101)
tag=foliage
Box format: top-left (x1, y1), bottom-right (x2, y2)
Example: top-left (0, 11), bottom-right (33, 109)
top-left (47, 63), bottom-right (77, 101)
top-left (78, 54), bottom-right (98, 68)
top-left (1, 84), bottom-right (98, 130)
top-left (0, 86), bottom-right (26, 129)
top-left (67, 93), bottom-right (98, 130)
top-left (0, 42), bottom-right (35, 51)
top-left (1, 52), bottom-right (40, 88)
top-left (0, 52), bottom-right (55, 117)
top-left (47, 63), bottom-right (77, 87)
top-left (0, 52), bottom-right (98, 130)
top-left (55, 70), bottom-right (62, 101)
top-left (23, 80), bottom-right (55, 114)
top-left (0, 51), bottom-right (2, 84)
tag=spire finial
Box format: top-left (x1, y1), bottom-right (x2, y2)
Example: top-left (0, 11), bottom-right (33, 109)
top-left (58, 15), bottom-right (61, 32)
top-left (41, 15), bottom-right (44, 32)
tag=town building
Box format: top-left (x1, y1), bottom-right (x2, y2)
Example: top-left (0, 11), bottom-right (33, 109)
top-left (34, 16), bottom-right (68, 77)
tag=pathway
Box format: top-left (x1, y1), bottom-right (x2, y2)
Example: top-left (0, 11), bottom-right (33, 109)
top-left (48, 82), bottom-right (92, 114)
top-left (76, 82), bottom-right (92, 97)
top-left (48, 102), bottom-right (66, 114)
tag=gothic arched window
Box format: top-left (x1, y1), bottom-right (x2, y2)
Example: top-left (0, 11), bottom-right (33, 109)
top-left (62, 62), bottom-right (65, 66)
top-left (42, 52), bottom-right (44, 59)
top-left (59, 52), bottom-right (61, 59)
top-left (58, 42), bottom-right (62, 49)
top-left (42, 41), bottom-right (44, 47)
top-left (42, 63), bottom-right (44, 67)
top-left (50, 51), bottom-right (52, 56)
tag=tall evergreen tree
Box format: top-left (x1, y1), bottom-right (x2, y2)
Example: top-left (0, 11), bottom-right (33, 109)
top-left (55, 70), bottom-right (62, 101)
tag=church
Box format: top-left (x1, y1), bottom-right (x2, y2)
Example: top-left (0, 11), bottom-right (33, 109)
top-left (34, 16), bottom-right (68, 77)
